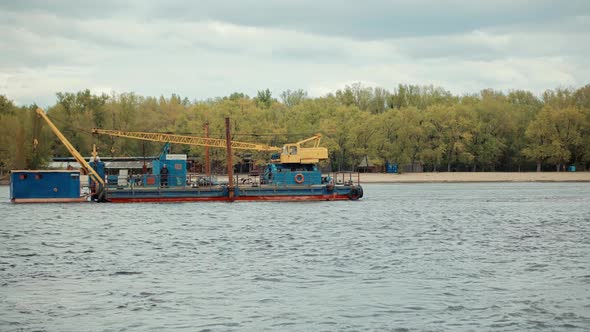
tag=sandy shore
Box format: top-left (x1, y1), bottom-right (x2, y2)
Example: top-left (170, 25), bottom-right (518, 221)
top-left (358, 172), bottom-right (590, 183)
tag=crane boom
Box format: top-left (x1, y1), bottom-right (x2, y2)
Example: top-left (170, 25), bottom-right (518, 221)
top-left (35, 108), bottom-right (105, 187)
top-left (91, 129), bottom-right (282, 152)
top-left (92, 128), bottom-right (328, 164)
top-left (296, 134), bottom-right (322, 147)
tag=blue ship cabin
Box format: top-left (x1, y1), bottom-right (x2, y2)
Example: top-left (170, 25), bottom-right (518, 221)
top-left (152, 154), bottom-right (187, 187)
top-left (262, 163), bottom-right (323, 185)
top-left (10, 170), bottom-right (85, 203)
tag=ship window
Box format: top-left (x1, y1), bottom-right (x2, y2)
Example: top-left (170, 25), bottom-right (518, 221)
top-left (35, 174), bottom-right (43, 180)
top-left (19, 174), bottom-right (27, 180)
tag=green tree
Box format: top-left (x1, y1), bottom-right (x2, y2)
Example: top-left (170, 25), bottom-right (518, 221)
top-left (466, 93), bottom-right (513, 171)
top-left (428, 105), bottom-right (475, 171)
top-left (389, 107), bottom-right (429, 171)
top-left (280, 89), bottom-right (307, 107)
top-left (255, 89), bottom-right (273, 109)
top-left (523, 106), bottom-right (584, 171)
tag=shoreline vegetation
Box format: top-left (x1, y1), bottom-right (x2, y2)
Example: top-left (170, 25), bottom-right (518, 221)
top-left (2, 84), bottom-right (590, 176)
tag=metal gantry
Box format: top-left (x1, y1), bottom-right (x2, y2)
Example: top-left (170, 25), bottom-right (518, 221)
top-left (91, 128), bottom-right (281, 152)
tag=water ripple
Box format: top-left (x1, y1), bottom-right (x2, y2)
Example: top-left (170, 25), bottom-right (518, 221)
top-left (1, 183), bottom-right (590, 331)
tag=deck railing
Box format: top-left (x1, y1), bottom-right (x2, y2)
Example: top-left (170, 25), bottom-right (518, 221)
top-left (103, 171), bottom-right (360, 190)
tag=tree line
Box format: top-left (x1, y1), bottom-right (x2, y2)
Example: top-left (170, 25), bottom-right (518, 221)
top-left (1, 83), bottom-right (589, 175)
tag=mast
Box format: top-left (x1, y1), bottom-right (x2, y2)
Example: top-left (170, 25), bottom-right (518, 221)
top-left (203, 122), bottom-right (210, 176)
top-left (225, 117), bottom-right (234, 201)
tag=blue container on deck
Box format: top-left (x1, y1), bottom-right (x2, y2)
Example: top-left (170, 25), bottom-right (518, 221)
top-left (386, 162), bottom-right (398, 173)
top-left (153, 158), bottom-right (187, 187)
top-left (10, 170), bottom-right (85, 203)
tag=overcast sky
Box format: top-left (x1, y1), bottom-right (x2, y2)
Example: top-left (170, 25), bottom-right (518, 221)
top-left (1, 0), bottom-right (589, 106)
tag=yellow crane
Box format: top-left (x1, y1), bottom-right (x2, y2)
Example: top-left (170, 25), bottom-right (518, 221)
top-left (91, 128), bottom-right (329, 164)
top-left (279, 134), bottom-right (328, 164)
top-left (36, 108), bottom-right (105, 188)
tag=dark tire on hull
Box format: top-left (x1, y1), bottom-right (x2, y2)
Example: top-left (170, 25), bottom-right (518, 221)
top-left (96, 189), bottom-right (108, 202)
top-left (348, 186), bottom-right (363, 200)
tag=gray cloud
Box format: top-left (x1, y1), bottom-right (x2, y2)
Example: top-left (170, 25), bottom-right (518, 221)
top-left (0, 1), bottom-right (588, 106)
top-left (5, 0), bottom-right (590, 39)
top-left (143, 0), bottom-right (590, 39)
top-left (1, 0), bottom-right (136, 19)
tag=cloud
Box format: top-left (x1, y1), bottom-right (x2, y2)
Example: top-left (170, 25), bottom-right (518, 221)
top-left (148, 0), bottom-right (590, 39)
top-left (0, 1), bottom-right (588, 106)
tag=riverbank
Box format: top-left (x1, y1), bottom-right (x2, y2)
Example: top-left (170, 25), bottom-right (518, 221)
top-left (359, 172), bottom-right (590, 183)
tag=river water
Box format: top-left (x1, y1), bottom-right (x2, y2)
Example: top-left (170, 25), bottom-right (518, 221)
top-left (1, 183), bottom-right (589, 331)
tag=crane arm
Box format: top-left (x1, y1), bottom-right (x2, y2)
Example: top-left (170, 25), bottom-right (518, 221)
top-left (35, 108), bottom-right (105, 186)
top-left (296, 134), bottom-right (322, 147)
top-left (91, 128), bottom-right (282, 152)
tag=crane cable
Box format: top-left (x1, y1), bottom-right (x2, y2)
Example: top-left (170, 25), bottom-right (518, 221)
top-left (31, 108), bottom-right (40, 151)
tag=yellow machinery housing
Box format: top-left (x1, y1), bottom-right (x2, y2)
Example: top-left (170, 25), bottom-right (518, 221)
top-left (278, 135), bottom-right (328, 164)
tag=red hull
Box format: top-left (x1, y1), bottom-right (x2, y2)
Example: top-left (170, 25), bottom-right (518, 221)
top-left (107, 194), bottom-right (351, 203)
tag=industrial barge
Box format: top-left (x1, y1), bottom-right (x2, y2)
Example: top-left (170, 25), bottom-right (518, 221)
top-left (10, 109), bottom-right (363, 203)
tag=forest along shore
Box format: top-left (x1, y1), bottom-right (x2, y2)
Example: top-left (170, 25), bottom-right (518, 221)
top-left (359, 172), bottom-right (590, 183)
